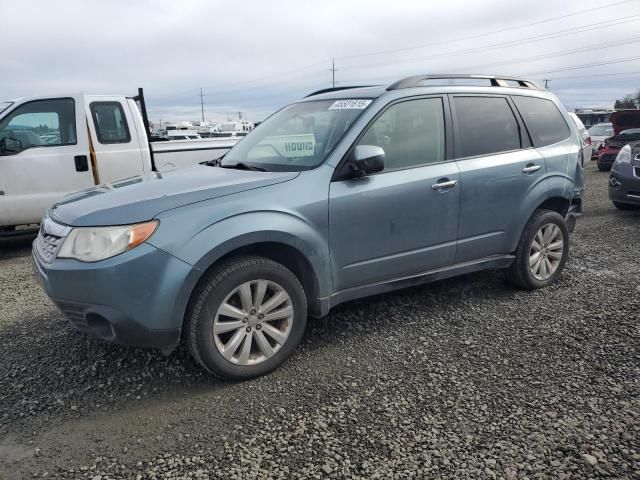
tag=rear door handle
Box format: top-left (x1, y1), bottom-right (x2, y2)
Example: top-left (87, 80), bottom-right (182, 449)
top-left (522, 164), bottom-right (541, 174)
top-left (431, 179), bottom-right (458, 190)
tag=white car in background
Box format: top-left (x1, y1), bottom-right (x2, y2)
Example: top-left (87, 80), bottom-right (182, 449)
top-left (587, 122), bottom-right (614, 158)
top-left (568, 113), bottom-right (592, 166)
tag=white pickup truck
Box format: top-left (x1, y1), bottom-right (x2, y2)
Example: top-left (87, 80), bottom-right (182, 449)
top-left (0, 89), bottom-right (239, 233)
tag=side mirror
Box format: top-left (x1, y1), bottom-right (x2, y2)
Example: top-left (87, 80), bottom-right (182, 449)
top-left (0, 135), bottom-right (22, 154)
top-left (351, 145), bottom-right (385, 176)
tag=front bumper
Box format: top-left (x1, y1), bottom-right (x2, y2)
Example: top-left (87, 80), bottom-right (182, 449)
top-left (32, 241), bottom-right (197, 352)
top-left (598, 150), bottom-right (619, 168)
top-left (609, 163), bottom-right (640, 206)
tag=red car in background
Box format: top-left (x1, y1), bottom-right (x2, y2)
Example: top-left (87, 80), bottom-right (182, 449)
top-left (596, 110), bottom-right (640, 171)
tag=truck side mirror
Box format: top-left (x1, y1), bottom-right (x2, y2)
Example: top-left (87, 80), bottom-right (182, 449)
top-left (0, 135), bottom-right (23, 155)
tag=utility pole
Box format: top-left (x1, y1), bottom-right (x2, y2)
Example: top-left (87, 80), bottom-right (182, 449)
top-left (330, 58), bottom-right (337, 88)
top-left (198, 88), bottom-right (205, 122)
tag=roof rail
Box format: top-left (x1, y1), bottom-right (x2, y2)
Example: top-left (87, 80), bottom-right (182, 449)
top-left (387, 74), bottom-right (543, 91)
top-left (305, 86), bottom-right (374, 98)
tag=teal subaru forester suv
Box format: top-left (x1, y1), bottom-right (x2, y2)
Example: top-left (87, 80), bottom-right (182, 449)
top-left (33, 74), bottom-right (585, 379)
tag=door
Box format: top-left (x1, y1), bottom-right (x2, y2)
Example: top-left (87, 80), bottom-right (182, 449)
top-left (329, 97), bottom-right (459, 291)
top-left (86, 97), bottom-right (146, 184)
top-left (0, 96), bottom-right (92, 226)
top-left (450, 95), bottom-right (546, 263)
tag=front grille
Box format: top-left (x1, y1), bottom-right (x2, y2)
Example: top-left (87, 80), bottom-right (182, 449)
top-left (36, 231), bottom-right (63, 263)
top-left (35, 216), bottom-right (71, 263)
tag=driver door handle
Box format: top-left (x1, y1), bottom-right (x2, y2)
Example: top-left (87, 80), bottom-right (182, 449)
top-left (522, 164), bottom-right (541, 174)
top-left (431, 179), bottom-right (458, 190)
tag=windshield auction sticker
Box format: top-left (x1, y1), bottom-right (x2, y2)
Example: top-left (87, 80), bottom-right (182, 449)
top-left (329, 99), bottom-right (372, 110)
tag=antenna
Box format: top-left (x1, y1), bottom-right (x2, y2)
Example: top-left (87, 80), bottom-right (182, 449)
top-left (544, 79), bottom-right (549, 89)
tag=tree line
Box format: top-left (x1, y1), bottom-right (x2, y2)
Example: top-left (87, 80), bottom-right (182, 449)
top-left (614, 90), bottom-right (640, 109)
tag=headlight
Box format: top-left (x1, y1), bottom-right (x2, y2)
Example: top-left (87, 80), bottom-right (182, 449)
top-left (615, 144), bottom-right (632, 165)
top-left (58, 221), bottom-right (158, 262)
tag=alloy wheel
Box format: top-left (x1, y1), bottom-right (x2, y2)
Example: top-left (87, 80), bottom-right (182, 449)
top-left (529, 223), bottom-right (564, 281)
top-left (213, 279), bottom-right (294, 365)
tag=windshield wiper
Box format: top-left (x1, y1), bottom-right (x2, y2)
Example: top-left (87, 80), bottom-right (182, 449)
top-left (220, 162), bottom-right (267, 172)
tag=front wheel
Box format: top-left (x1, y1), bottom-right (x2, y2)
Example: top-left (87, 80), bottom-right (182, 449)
top-left (507, 210), bottom-right (569, 290)
top-left (185, 256), bottom-right (307, 380)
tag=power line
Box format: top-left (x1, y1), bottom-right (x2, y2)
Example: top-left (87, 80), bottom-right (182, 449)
top-left (524, 56), bottom-right (640, 75)
top-left (339, 15), bottom-right (640, 72)
top-left (335, 0), bottom-right (637, 61)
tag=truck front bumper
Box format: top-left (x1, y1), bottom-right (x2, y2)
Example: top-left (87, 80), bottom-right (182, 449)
top-left (32, 241), bottom-right (197, 352)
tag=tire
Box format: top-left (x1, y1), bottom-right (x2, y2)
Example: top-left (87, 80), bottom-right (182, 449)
top-left (506, 209), bottom-right (569, 290)
top-left (613, 201), bottom-right (640, 211)
top-left (597, 161), bottom-right (610, 172)
top-left (185, 256), bottom-right (307, 380)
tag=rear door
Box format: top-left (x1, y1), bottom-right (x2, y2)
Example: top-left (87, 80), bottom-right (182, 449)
top-left (329, 96), bottom-right (460, 291)
top-left (451, 94), bottom-right (546, 262)
top-left (0, 95), bottom-right (93, 226)
top-left (86, 97), bottom-right (146, 183)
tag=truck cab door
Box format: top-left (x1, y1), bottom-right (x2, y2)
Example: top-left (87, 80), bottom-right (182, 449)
top-left (0, 95), bottom-right (94, 227)
top-left (85, 96), bottom-right (147, 184)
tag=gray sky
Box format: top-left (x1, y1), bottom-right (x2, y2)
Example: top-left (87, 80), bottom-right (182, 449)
top-left (4, 0), bottom-right (640, 122)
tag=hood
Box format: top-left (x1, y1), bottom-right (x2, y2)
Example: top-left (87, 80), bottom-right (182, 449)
top-left (50, 165), bottom-right (298, 227)
top-left (610, 110), bottom-right (640, 135)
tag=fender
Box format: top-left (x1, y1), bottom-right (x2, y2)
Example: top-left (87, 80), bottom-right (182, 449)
top-left (507, 172), bottom-right (572, 252)
top-left (155, 210), bottom-right (332, 331)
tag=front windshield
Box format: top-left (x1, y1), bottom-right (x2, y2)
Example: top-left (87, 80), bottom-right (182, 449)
top-left (588, 124), bottom-right (613, 136)
top-left (0, 102), bottom-right (13, 115)
top-left (221, 99), bottom-right (372, 171)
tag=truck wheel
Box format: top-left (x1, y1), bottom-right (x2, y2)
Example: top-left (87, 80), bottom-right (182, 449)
top-left (186, 256), bottom-right (307, 380)
top-left (613, 201), bottom-right (640, 211)
top-left (507, 210), bottom-right (569, 290)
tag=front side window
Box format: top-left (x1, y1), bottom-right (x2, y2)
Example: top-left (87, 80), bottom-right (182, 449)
top-left (90, 102), bottom-right (131, 144)
top-left (357, 97), bottom-right (445, 170)
top-left (221, 99), bottom-right (370, 171)
top-left (453, 96), bottom-right (521, 158)
top-left (0, 98), bottom-right (76, 155)
top-left (512, 96), bottom-right (570, 147)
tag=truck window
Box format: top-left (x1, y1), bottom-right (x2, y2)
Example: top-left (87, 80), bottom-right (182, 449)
top-left (0, 98), bottom-right (76, 154)
top-left (90, 102), bottom-right (131, 144)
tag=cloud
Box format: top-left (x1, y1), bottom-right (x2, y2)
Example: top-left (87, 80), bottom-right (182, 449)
top-left (4, 0), bottom-right (640, 121)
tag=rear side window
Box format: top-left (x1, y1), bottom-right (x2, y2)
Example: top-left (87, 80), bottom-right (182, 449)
top-left (453, 96), bottom-right (521, 158)
top-left (512, 96), bottom-right (570, 147)
top-left (90, 102), bottom-right (131, 144)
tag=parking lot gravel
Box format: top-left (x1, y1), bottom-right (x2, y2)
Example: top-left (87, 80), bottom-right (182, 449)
top-left (1, 165), bottom-right (639, 479)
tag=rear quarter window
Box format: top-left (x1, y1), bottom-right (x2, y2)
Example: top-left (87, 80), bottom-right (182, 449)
top-left (512, 96), bottom-right (570, 147)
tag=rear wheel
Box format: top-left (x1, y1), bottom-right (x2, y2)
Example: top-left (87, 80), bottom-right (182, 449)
top-left (613, 201), bottom-right (640, 211)
top-left (507, 210), bottom-right (569, 290)
top-left (186, 256), bottom-right (307, 380)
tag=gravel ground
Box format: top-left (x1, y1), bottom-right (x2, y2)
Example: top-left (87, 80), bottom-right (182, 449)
top-left (1, 165), bottom-right (639, 479)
